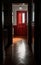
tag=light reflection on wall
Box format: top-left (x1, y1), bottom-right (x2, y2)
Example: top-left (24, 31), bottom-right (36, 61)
top-left (32, 3), bottom-right (35, 22)
top-left (32, 3), bottom-right (35, 54)
top-left (2, 4), bottom-right (4, 28)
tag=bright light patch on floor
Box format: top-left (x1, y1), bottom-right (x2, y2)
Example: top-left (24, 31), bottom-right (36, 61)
top-left (15, 40), bottom-right (26, 64)
top-left (17, 41), bottom-right (26, 59)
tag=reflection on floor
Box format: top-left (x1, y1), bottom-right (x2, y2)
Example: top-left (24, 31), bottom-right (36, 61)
top-left (3, 37), bottom-right (36, 65)
top-left (12, 37), bottom-right (27, 43)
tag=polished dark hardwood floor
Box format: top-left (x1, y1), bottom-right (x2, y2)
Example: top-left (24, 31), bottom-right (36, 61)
top-left (2, 37), bottom-right (36, 65)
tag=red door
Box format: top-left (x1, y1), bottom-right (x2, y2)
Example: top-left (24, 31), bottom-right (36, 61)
top-left (14, 11), bottom-right (27, 37)
top-left (17, 11), bottom-right (27, 25)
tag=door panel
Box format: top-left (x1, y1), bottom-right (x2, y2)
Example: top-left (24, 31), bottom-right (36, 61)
top-left (17, 11), bottom-right (27, 25)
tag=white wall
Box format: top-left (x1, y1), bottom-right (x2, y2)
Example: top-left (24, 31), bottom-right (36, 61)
top-left (12, 4), bottom-right (28, 25)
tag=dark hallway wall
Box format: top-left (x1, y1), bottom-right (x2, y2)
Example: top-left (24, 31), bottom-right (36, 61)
top-left (34, 0), bottom-right (40, 65)
top-left (0, 2), bottom-right (3, 64)
top-left (28, 2), bottom-right (32, 49)
top-left (4, 3), bottom-right (12, 48)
